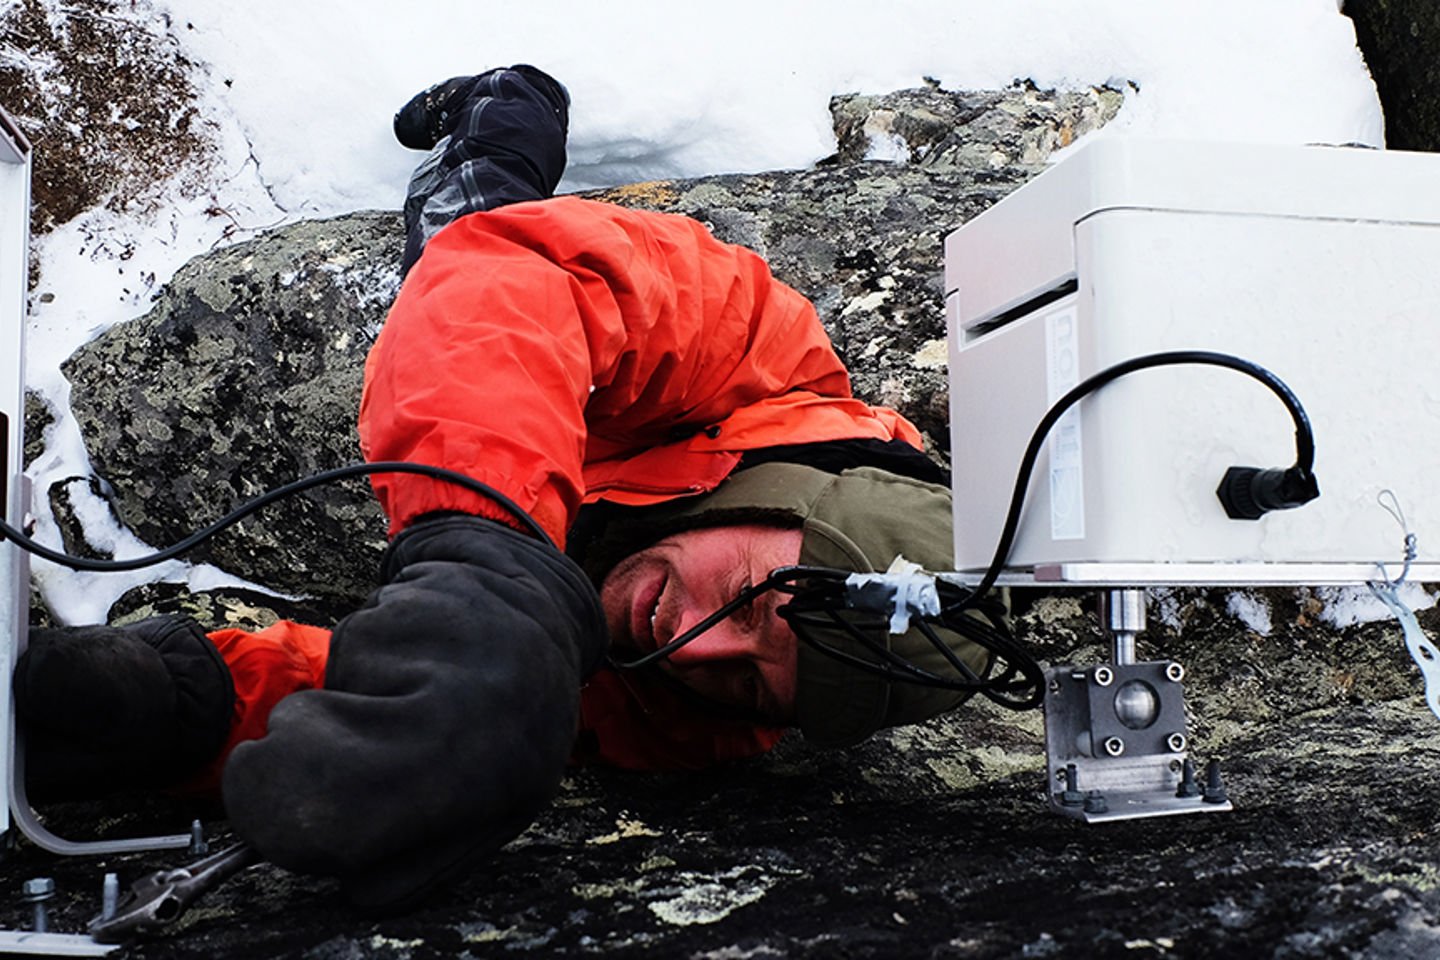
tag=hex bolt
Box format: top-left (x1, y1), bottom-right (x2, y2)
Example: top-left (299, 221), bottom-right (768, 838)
top-left (1093, 666), bottom-right (1115, 687)
top-left (1203, 759), bottom-right (1229, 804)
top-left (1175, 758), bottom-right (1202, 798)
top-left (189, 819), bottom-right (209, 857)
top-left (1165, 662), bottom-right (1185, 683)
top-left (101, 872), bottom-right (120, 922)
top-left (1083, 790), bottom-right (1109, 814)
top-left (1103, 736), bottom-right (1126, 757)
top-left (1059, 764), bottom-right (1086, 807)
top-left (22, 877), bottom-right (54, 934)
top-left (1167, 732), bottom-right (1188, 752)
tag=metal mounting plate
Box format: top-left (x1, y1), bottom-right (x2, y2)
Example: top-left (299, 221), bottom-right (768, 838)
top-left (1043, 661), bottom-right (1232, 822)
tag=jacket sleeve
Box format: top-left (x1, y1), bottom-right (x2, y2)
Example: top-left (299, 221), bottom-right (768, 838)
top-left (175, 621), bottom-right (332, 797)
top-left (573, 669), bottom-right (786, 770)
top-left (359, 196), bottom-right (855, 545)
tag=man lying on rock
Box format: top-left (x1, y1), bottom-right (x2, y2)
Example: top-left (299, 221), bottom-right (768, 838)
top-left (15, 66), bottom-right (991, 911)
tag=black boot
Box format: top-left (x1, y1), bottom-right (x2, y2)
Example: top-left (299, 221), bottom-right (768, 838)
top-left (393, 74), bottom-right (486, 150)
top-left (393, 64), bottom-right (569, 150)
top-left (14, 616), bottom-right (235, 800)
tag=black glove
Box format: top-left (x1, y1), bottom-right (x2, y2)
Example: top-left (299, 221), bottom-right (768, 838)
top-left (221, 514), bottom-right (607, 911)
top-left (14, 615), bottom-right (235, 800)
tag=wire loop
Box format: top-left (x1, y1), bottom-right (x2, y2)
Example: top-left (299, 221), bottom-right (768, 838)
top-left (1370, 488), bottom-right (1418, 588)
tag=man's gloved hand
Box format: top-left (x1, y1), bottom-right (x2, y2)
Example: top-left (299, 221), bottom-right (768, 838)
top-left (221, 514), bottom-right (606, 911)
top-left (14, 615), bottom-right (235, 801)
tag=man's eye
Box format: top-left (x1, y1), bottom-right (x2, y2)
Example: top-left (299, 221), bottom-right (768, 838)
top-left (731, 585), bottom-right (759, 627)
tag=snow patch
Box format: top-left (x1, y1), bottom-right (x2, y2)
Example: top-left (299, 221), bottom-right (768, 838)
top-left (864, 131), bottom-right (911, 162)
top-left (1225, 591), bottom-right (1274, 637)
top-left (1314, 582), bottom-right (1439, 628)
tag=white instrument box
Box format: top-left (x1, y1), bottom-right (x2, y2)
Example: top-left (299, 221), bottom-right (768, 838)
top-left (945, 138), bottom-right (1440, 584)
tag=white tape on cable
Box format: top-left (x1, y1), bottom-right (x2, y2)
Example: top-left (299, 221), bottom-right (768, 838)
top-left (845, 556), bottom-right (941, 634)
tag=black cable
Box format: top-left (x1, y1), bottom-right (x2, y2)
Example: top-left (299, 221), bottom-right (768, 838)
top-left (610, 562), bottom-right (1046, 710)
top-left (0, 461), bottom-right (553, 572)
top-left (958, 349), bottom-right (1318, 608)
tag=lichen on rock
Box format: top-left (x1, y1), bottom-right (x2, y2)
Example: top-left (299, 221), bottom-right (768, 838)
top-left (62, 213), bottom-right (403, 606)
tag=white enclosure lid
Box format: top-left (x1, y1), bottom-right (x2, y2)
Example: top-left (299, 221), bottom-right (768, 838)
top-left (945, 137), bottom-right (1440, 331)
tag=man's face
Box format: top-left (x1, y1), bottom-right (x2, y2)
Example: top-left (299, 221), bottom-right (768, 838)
top-left (599, 524), bottom-right (804, 724)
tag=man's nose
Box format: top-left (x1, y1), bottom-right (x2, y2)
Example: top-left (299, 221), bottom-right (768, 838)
top-left (666, 616), bottom-right (755, 665)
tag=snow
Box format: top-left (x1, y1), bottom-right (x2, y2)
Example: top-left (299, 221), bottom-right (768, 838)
top-left (15, 0), bottom-right (1405, 623)
top-left (163, 0), bottom-right (1382, 210)
top-left (1316, 582), bottom-right (1436, 629)
top-left (1226, 591), bottom-right (1274, 637)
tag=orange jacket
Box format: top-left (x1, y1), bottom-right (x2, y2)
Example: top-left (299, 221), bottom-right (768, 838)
top-left (359, 195), bottom-right (920, 544)
top-left (201, 197), bottom-right (924, 778)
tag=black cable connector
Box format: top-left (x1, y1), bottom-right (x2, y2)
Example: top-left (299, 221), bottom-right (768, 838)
top-left (1216, 465), bottom-right (1321, 520)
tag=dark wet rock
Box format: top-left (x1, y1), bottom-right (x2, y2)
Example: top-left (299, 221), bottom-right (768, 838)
top-left (5, 679), bottom-right (1440, 958)
top-left (4, 588), bottom-right (1440, 957)
top-left (107, 582), bottom-right (346, 633)
top-left (1347, 0), bottom-right (1440, 151)
top-left (27, 583), bottom-right (48, 627)
top-left (22, 388), bottom-right (51, 468)
top-left (15, 388), bottom-right (51, 627)
top-left (62, 214), bottom-right (403, 605)
top-left (828, 81), bottom-right (1125, 170)
top-left (47, 475), bottom-right (116, 562)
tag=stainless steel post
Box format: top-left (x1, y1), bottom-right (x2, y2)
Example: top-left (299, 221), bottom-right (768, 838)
top-left (1100, 587), bottom-right (1146, 665)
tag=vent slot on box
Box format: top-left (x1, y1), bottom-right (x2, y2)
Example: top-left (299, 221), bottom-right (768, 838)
top-left (965, 277), bottom-right (1078, 342)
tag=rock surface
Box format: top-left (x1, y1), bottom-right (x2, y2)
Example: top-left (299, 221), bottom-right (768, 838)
top-left (1, 593), bottom-right (1438, 958)
top-left (21, 389), bottom-right (51, 469)
top-left (61, 213), bottom-right (403, 605)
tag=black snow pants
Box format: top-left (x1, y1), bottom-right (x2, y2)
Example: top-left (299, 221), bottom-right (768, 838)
top-left (400, 64), bottom-right (570, 275)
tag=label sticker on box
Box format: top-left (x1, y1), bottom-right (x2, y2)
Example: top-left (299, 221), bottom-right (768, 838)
top-left (1046, 306), bottom-right (1084, 541)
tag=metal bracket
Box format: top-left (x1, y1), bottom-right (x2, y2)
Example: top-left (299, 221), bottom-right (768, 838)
top-left (0, 931), bottom-right (117, 956)
top-left (5, 473), bottom-right (190, 857)
top-left (1042, 588), bottom-right (1232, 822)
top-left (0, 100), bottom-right (189, 869)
